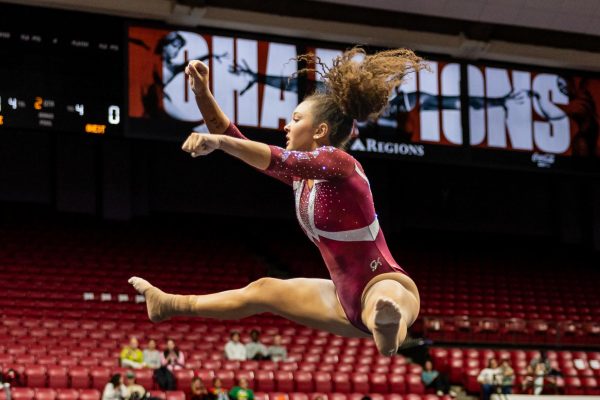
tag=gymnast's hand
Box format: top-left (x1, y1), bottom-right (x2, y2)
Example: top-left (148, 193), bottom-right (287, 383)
top-left (185, 60), bottom-right (210, 96)
top-left (182, 132), bottom-right (222, 157)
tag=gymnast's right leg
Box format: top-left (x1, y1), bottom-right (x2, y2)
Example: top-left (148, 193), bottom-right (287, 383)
top-left (128, 276), bottom-right (370, 338)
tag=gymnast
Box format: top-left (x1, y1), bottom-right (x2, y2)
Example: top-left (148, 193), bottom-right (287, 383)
top-left (130, 47), bottom-right (425, 356)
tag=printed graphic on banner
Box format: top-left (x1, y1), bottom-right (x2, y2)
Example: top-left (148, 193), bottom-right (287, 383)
top-left (128, 27), bottom-right (463, 161)
top-left (128, 26), bottom-right (300, 139)
top-left (348, 60), bottom-right (462, 157)
top-left (468, 64), bottom-right (600, 159)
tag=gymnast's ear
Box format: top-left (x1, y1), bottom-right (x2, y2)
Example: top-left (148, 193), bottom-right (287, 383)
top-left (313, 122), bottom-right (329, 140)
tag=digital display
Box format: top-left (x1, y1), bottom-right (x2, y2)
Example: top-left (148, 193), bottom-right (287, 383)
top-left (0, 4), bottom-right (124, 135)
top-left (128, 26), bottom-right (302, 140)
top-left (467, 64), bottom-right (600, 167)
top-left (127, 26), bottom-right (469, 163)
top-left (126, 22), bottom-right (599, 171)
top-left (2, 3), bottom-right (596, 172)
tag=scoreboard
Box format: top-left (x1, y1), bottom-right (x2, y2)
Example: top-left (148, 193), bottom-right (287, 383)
top-left (0, 4), bottom-right (124, 135)
top-left (0, 3), bottom-right (598, 172)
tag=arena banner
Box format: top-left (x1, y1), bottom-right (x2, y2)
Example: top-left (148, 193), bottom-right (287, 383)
top-left (128, 24), bottom-right (599, 171)
top-left (128, 26), bottom-right (301, 140)
top-left (127, 25), bottom-right (466, 163)
top-left (467, 64), bottom-right (600, 167)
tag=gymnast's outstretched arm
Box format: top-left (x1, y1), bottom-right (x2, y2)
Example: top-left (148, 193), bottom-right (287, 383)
top-left (185, 60), bottom-right (236, 136)
top-left (181, 133), bottom-right (355, 182)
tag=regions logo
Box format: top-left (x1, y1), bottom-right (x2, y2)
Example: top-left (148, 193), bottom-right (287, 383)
top-left (350, 138), bottom-right (425, 157)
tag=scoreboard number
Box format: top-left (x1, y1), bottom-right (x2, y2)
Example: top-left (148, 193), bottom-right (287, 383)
top-left (108, 105), bottom-right (120, 125)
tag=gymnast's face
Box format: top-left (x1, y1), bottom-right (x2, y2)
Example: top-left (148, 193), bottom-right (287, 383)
top-left (284, 100), bottom-right (329, 151)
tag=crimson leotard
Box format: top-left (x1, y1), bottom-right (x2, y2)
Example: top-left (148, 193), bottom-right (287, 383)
top-left (224, 123), bottom-right (407, 333)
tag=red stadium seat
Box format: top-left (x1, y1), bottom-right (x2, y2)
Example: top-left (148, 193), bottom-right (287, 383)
top-left (314, 372), bottom-right (333, 393)
top-left (274, 371), bottom-right (294, 392)
top-left (25, 365), bottom-right (48, 387)
top-left (134, 369), bottom-right (154, 389)
top-left (565, 377), bottom-right (584, 395)
top-left (351, 373), bottom-right (370, 393)
top-left (59, 357), bottom-right (79, 368)
top-left (0, 354), bottom-right (13, 365)
top-left (241, 361), bottom-right (259, 371)
top-left (196, 370), bottom-right (215, 385)
top-left (69, 367), bottom-right (91, 390)
top-left (222, 361), bottom-right (240, 371)
top-left (79, 359), bottom-right (99, 368)
top-left (78, 390), bottom-right (100, 400)
top-left (289, 394), bottom-right (309, 400)
top-left (254, 393), bottom-right (269, 400)
top-left (268, 393), bottom-right (288, 400)
top-left (388, 374), bottom-right (406, 394)
top-left (448, 359), bottom-right (464, 383)
top-left (255, 371), bottom-right (275, 392)
top-left (55, 389), bottom-right (78, 400)
top-left (337, 364), bottom-right (354, 373)
top-left (383, 395), bottom-right (402, 400)
top-left (369, 373), bottom-right (389, 393)
top-left (333, 372), bottom-right (351, 393)
top-left (12, 389), bottom-right (35, 400)
top-left (215, 370), bottom-right (235, 389)
top-left (89, 367), bottom-right (110, 391)
top-left (148, 392), bottom-right (166, 400)
top-left (48, 366), bottom-right (69, 388)
top-left (293, 371), bottom-right (314, 392)
top-left (406, 375), bottom-right (425, 395)
top-left (174, 369), bottom-right (194, 391)
top-left (583, 377), bottom-right (600, 395)
top-left (165, 391), bottom-right (185, 400)
top-left (261, 362), bottom-right (278, 371)
top-left (35, 389), bottom-right (57, 400)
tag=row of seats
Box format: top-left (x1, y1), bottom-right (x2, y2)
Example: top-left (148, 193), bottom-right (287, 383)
top-left (0, 388), bottom-right (184, 400)
top-left (428, 347), bottom-right (600, 395)
top-left (0, 366), bottom-right (426, 394)
top-left (0, 389), bottom-right (448, 400)
top-left (421, 316), bottom-right (599, 345)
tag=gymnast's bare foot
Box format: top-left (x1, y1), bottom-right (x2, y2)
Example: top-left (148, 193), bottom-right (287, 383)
top-left (128, 277), bottom-right (175, 322)
top-left (372, 297), bottom-right (403, 356)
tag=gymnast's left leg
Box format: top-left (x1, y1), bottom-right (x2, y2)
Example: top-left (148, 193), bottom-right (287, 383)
top-left (128, 276), bottom-right (370, 338)
top-left (360, 274), bottom-right (420, 356)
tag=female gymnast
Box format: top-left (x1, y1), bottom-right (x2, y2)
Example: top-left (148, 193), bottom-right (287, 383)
top-left (130, 47), bottom-right (425, 356)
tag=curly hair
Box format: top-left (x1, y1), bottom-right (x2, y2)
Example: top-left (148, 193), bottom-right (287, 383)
top-left (296, 47), bottom-right (428, 148)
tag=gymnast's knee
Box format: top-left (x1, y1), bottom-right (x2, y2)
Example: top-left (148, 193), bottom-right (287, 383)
top-left (242, 277), bottom-right (281, 308)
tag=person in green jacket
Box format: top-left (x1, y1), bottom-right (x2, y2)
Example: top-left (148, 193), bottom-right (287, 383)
top-left (229, 378), bottom-right (254, 400)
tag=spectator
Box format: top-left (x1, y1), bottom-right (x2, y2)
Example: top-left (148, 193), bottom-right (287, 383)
top-left (121, 337), bottom-right (144, 369)
top-left (143, 339), bottom-right (161, 369)
top-left (229, 377), bottom-right (254, 400)
top-left (102, 374), bottom-right (128, 400)
top-left (245, 330), bottom-right (268, 360)
top-left (209, 378), bottom-right (229, 400)
top-left (267, 335), bottom-right (287, 362)
top-left (528, 351), bottom-right (551, 375)
top-left (124, 371), bottom-right (146, 400)
top-left (190, 377), bottom-right (210, 400)
top-left (0, 368), bottom-right (22, 388)
top-left (499, 359), bottom-right (515, 395)
top-left (525, 351), bottom-right (558, 395)
top-left (224, 331), bottom-right (246, 361)
top-left (421, 360), bottom-right (455, 397)
top-left (161, 339), bottom-right (185, 371)
top-left (477, 358), bottom-right (501, 400)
